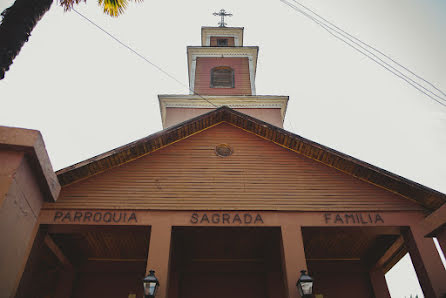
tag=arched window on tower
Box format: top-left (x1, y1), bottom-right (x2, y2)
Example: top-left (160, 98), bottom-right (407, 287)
top-left (210, 66), bottom-right (234, 88)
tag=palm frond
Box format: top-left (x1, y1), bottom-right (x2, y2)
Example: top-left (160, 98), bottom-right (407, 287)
top-left (59, 0), bottom-right (86, 12)
top-left (59, 0), bottom-right (142, 17)
top-left (98, 0), bottom-right (128, 17)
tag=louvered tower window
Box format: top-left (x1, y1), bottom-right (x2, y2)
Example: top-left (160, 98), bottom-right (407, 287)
top-left (210, 66), bottom-right (234, 88)
top-left (217, 38), bottom-right (228, 46)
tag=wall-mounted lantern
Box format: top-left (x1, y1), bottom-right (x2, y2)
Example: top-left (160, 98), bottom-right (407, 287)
top-left (143, 270), bottom-right (159, 298)
top-left (296, 270), bottom-right (313, 297)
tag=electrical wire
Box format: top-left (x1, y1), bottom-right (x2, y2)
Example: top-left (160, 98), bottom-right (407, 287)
top-left (281, 0), bottom-right (446, 107)
top-left (282, 0), bottom-right (446, 107)
top-left (72, 8), bottom-right (218, 108)
top-left (288, 0), bottom-right (446, 99)
top-left (295, 4), bottom-right (446, 104)
top-left (73, 5), bottom-right (446, 108)
top-left (280, 0), bottom-right (446, 107)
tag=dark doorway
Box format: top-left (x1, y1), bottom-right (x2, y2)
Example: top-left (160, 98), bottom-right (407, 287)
top-left (16, 225), bottom-right (150, 298)
top-left (302, 226), bottom-right (402, 298)
top-left (169, 227), bottom-right (286, 298)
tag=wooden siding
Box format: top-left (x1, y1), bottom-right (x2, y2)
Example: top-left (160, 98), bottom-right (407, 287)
top-left (210, 36), bottom-right (235, 46)
top-left (55, 107), bottom-right (446, 210)
top-left (194, 57), bottom-right (251, 95)
top-left (51, 226), bottom-right (150, 261)
top-left (164, 108), bottom-right (283, 128)
top-left (47, 123), bottom-right (424, 211)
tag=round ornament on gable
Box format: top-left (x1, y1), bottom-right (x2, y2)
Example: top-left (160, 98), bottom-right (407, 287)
top-left (215, 144), bottom-right (233, 157)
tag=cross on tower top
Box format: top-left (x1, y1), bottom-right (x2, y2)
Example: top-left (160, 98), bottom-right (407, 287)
top-left (213, 9), bottom-right (232, 27)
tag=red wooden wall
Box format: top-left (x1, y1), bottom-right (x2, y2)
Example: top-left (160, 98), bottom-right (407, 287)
top-left (194, 57), bottom-right (252, 96)
top-left (50, 123), bottom-right (423, 212)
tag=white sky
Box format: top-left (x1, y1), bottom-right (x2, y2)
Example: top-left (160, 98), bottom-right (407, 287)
top-left (1, 0), bottom-right (445, 296)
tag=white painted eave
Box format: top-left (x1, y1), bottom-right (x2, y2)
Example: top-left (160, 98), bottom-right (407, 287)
top-left (158, 94), bottom-right (288, 128)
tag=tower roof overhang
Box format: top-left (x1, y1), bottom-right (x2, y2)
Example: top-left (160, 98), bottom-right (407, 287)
top-left (158, 94), bottom-right (288, 128)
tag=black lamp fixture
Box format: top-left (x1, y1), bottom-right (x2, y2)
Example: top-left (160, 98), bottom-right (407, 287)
top-left (296, 270), bottom-right (313, 297)
top-left (143, 270), bottom-right (159, 298)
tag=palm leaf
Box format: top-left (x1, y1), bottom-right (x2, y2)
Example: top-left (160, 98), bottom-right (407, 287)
top-left (59, 0), bottom-right (141, 17)
top-left (59, 0), bottom-right (86, 12)
top-left (98, 0), bottom-right (128, 17)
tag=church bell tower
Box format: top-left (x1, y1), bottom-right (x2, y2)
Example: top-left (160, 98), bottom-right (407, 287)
top-left (158, 10), bottom-right (288, 128)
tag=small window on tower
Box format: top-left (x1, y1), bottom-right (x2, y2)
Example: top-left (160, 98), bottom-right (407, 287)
top-left (211, 66), bottom-right (234, 88)
top-left (217, 38), bottom-right (229, 46)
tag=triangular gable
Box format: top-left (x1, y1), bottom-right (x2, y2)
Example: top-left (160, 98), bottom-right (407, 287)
top-left (55, 107), bottom-right (445, 212)
top-left (51, 122), bottom-right (425, 212)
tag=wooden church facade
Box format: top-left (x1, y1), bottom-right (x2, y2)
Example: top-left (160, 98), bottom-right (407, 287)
top-left (1, 24), bottom-right (446, 298)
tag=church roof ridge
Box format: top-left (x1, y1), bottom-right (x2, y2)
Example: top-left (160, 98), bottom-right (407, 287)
top-left (56, 106), bottom-right (446, 211)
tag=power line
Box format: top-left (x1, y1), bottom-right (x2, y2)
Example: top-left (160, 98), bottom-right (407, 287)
top-left (288, 0), bottom-right (446, 99)
top-left (72, 8), bottom-right (218, 108)
top-left (280, 0), bottom-right (446, 107)
top-left (282, 0), bottom-right (446, 107)
top-left (281, 0), bottom-right (446, 107)
top-left (297, 4), bottom-right (446, 104)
